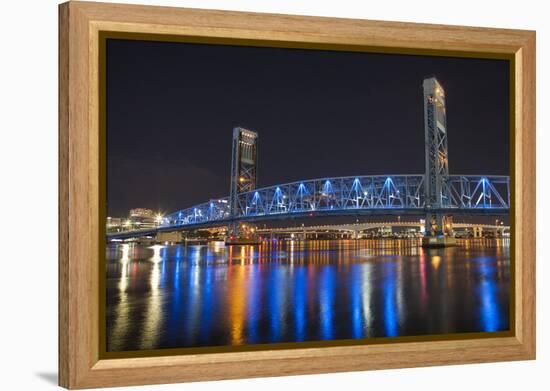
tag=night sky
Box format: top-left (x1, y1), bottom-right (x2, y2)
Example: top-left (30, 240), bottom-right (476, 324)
top-left (106, 39), bottom-right (510, 217)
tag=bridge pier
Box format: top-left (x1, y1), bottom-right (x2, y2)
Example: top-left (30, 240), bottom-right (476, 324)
top-left (473, 226), bottom-right (483, 238)
top-left (421, 77), bottom-right (456, 248)
top-left (421, 235), bottom-right (456, 247)
top-left (422, 213), bottom-right (456, 247)
top-left (227, 127), bottom-right (259, 245)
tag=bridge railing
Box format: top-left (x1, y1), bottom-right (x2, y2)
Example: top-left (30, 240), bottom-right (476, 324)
top-left (160, 174), bottom-right (510, 229)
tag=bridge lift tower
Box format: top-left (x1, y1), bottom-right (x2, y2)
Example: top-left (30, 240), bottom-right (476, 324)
top-left (228, 126), bottom-right (259, 240)
top-left (422, 76), bottom-right (456, 247)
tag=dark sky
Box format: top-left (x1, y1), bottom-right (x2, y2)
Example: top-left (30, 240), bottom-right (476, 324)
top-left (106, 39), bottom-right (509, 217)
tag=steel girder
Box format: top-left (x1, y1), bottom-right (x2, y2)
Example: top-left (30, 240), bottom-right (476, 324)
top-left (160, 174), bottom-right (509, 229)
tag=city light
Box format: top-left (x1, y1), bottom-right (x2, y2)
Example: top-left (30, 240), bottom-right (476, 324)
top-left (155, 213), bottom-right (164, 227)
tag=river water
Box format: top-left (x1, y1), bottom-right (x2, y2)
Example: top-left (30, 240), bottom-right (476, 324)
top-left (106, 239), bottom-right (510, 352)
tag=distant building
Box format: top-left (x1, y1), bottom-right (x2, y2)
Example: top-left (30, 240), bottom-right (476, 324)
top-left (106, 217), bottom-right (124, 233)
top-left (128, 208), bottom-right (156, 229)
top-left (378, 226), bottom-right (392, 237)
top-left (107, 208), bottom-right (159, 232)
top-left (129, 208), bottom-right (155, 219)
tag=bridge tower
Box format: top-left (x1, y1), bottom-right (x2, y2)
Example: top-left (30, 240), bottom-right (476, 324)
top-left (228, 127), bottom-right (258, 240)
top-left (422, 76), bottom-right (455, 247)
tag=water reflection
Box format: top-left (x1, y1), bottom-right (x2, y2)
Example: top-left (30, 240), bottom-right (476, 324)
top-left (106, 239), bottom-right (510, 352)
top-left (383, 262), bottom-right (399, 337)
top-left (478, 258), bottom-right (502, 332)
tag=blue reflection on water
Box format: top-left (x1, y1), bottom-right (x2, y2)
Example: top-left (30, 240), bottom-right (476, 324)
top-left (268, 268), bottom-right (284, 342)
top-left (184, 259), bottom-right (200, 345)
top-left (247, 265), bottom-right (261, 343)
top-left (169, 257), bottom-right (181, 334)
top-left (478, 258), bottom-right (501, 332)
top-left (319, 266), bottom-right (335, 340)
top-left (200, 264), bottom-right (214, 343)
top-left (160, 249), bottom-right (167, 289)
top-left (383, 262), bottom-right (398, 337)
top-left (350, 264), bottom-right (364, 339)
top-left (294, 266), bottom-right (307, 341)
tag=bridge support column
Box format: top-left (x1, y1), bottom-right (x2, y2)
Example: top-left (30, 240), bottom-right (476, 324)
top-left (421, 76), bottom-right (455, 248)
top-left (227, 127), bottom-right (259, 245)
top-left (473, 226), bottom-right (483, 238)
top-left (422, 213), bottom-right (456, 247)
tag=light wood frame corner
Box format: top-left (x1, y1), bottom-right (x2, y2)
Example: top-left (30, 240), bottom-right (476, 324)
top-left (59, 1), bottom-right (536, 389)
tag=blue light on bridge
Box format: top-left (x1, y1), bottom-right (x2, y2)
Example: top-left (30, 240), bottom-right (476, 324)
top-left (323, 180), bottom-right (332, 191)
top-left (252, 191), bottom-right (260, 206)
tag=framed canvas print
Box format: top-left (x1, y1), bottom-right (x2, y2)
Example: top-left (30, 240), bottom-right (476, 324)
top-left (58, 1), bottom-right (536, 389)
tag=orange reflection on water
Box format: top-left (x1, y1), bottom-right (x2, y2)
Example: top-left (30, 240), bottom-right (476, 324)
top-left (109, 243), bottom-right (131, 351)
top-left (418, 248), bottom-right (428, 312)
top-left (140, 245), bottom-right (164, 350)
top-left (227, 246), bottom-right (252, 345)
top-left (431, 255), bottom-right (441, 269)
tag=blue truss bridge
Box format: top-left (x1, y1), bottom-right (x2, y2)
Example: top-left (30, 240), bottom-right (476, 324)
top-left (107, 76), bottom-right (510, 242)
top-left (108, 174), bottom-right (510, 240)
top-left (164, 174), bottom-right (509, 224)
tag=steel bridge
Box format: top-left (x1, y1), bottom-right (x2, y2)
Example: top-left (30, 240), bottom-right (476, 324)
top-left (160, 174), bottom-right (509, 226)
top-left (107, 76), bottom-right (510, 240)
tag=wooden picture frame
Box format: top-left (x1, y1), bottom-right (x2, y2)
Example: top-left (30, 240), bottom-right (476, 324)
top-left (59, 1), bottom-right (536, 388)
